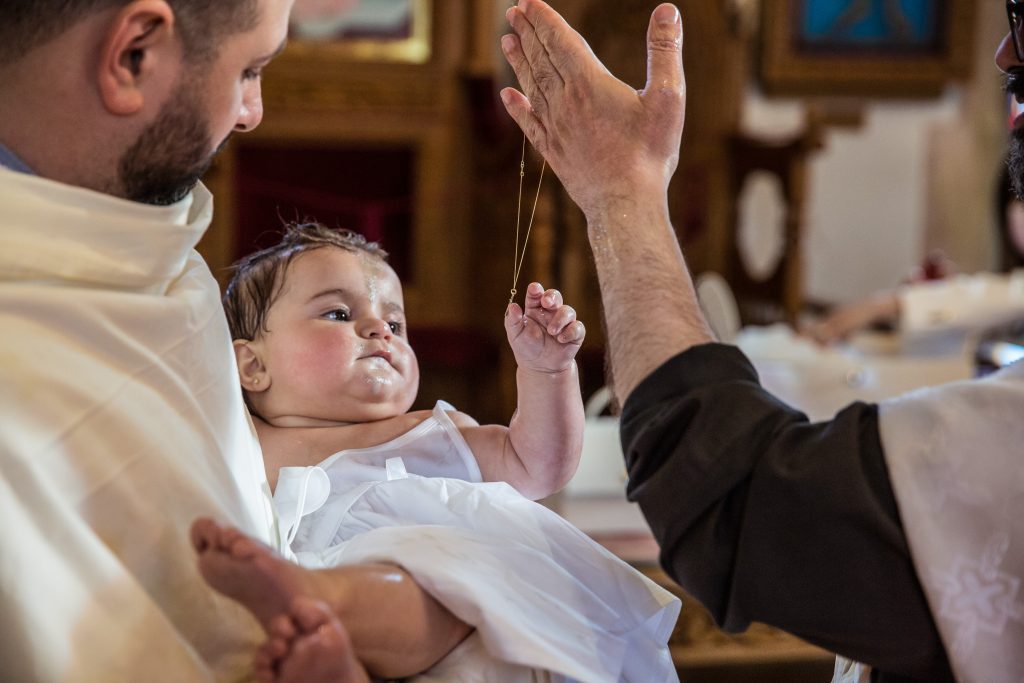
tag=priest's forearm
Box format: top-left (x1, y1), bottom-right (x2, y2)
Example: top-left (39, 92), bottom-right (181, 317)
top-left (585, 187), bottom-right (713, 403)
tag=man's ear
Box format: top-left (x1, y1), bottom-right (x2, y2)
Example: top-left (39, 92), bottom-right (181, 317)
top-left (97, 0), bottom-right (178, 116)
top-left (234, 339), bottom-right (270, 393)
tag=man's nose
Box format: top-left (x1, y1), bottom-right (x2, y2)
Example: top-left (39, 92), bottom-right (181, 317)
top-left (996, 32), bottom-right (1022, 74)
top-left (235, 80), bottom-right (264, 132)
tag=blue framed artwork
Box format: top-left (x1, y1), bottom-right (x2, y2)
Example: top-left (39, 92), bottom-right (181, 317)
top-left (799, 0), bottom-right (941, 53)
top-left (761, 0), bottom-right (975, 97)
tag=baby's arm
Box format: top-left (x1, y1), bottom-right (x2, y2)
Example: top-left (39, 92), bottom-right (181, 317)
top-left (458, 282), bottom-right (585, 499)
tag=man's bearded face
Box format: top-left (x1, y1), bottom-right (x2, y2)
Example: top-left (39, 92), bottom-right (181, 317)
top-left (118, 73), bottom-right (227, 207)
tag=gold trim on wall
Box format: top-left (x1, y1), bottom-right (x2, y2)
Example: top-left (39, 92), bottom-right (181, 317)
top-left (287, 0), bottom-right (432, 64)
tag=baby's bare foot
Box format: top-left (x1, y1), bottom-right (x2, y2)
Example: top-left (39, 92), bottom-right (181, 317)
top-left (190, 517), bottom-right (309, 631)
top-left (274, 597), bottom-right (369, 683)
top-left (254, 614), bottom-right (298, 682)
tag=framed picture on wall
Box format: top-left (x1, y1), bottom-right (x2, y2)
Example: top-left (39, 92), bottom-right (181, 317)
top-left (760, 0), bottom-right (975, 97)
top-left (287, 0), bottom-right (432, 63)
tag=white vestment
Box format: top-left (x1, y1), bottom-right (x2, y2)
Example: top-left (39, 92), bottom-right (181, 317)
top-left (879, 359), bottom-right (1024, 682)
top-left (0, 169), bottom-right (278, 682)
top-left (275, 401), bottom-right (681, 682)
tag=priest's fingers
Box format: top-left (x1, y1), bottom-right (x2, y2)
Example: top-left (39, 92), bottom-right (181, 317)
top-left (515, 0), bottom-right (594, 82)
top-left (642, 5), bottom-right (685, 115)
top-left (505, 7), bottom-right (560, 119)
top-left (499, 28), bottom-right (551, 153)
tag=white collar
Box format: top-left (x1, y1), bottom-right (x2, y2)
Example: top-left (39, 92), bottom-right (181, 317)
top-left (0, 168), bottom-right (213, 292)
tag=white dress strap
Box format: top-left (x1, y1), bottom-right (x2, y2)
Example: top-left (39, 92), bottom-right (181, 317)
top-left (430, 401), bottom-right (483, 483)
top-left (386, 456), bottom-right (409, 481)
top-left (273, 466), bottom-right (331, 548)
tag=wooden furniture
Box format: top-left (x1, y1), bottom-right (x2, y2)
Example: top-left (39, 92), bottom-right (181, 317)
top-left (648, 564), bottom-right (837, 683)
top-left (723, 121), bottom-right (825, 326)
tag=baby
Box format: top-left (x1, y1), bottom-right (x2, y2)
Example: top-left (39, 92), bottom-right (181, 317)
top-left (192, 223), bottom-right (679, 682)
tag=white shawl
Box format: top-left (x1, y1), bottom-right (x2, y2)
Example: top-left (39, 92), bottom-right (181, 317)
top-left (0, 169), bottom-right (278, 682)
top-left (879, 360), bottom-right (1024, 682)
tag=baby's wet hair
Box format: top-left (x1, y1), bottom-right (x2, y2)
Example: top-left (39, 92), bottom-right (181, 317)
top-left (224, 221), bottom-right (388, 342)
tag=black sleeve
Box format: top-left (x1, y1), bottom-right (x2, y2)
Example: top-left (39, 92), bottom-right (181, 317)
top-left (620, 343), bottom-right (954, 681)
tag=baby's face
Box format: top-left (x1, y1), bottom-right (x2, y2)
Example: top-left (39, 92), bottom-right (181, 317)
top-left (255, 246), bottom-right (419, 425)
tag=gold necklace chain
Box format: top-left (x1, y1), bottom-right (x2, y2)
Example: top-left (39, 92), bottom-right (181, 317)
top-left (510, 135), bottom-right (546, 305)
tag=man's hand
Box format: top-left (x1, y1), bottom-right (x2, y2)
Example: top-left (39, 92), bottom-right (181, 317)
top-left (500, 0), bottom-right (685, 217)
top-left (505, 281), bottom-right (585, 373)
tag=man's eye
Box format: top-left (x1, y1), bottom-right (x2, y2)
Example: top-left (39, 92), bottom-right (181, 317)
top-left (324, 309), bottom-right (350, 321)
top-left (242, 68), bottom-right (263, 81)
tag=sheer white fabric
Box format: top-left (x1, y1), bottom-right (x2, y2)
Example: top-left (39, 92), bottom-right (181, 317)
top-left (274, 401), bottom-right (680, 682)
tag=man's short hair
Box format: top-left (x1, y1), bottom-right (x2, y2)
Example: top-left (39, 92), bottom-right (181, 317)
top-left (0, 0), bottom-right (261, 66)
top-left (224, 222), bottom-right (390, 343)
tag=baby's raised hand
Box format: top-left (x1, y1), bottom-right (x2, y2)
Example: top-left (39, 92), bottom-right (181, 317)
top-left (505, 282), bottom-right (585, 373)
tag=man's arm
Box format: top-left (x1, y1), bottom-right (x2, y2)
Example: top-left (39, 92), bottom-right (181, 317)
top-left (192, 518), bottom-right (472, 679)
top-left (620, 344), bottom-right (953, 680)
top-left (322, 562), bottom-right (472, 677)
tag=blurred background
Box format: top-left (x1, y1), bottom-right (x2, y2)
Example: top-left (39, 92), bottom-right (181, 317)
top-left (199, 0), bottom-right (1007, 424)
top-left (197, 3), bottom-right (1006, 677)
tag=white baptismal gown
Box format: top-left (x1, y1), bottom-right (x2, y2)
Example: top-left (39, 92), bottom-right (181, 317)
top-left (273, 401), bottom-right (680, 682)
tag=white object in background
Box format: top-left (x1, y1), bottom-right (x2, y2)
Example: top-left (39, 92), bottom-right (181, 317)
top-left (565, 388), bottom-right (628, 497)
top-left (584, 386), bottom-right (614, 418)
top-left (695, 271), bottom-right (741, 343)
top-left (561, 388), bottom-right (650, 536)
top-left (565, 418), bottom-right (628, 497)
top-left (736, 324), bottom-right (973, 422)
top-left (737, 171), bottom-right (787, 282)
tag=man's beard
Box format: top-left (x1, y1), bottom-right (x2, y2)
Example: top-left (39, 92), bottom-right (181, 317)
top-left (1010, 129), bottom-right (1024, 201)
top-left (1006, 72), bottom-right (1024, 201)
top-left (118, 77), bottom-right (228, 206)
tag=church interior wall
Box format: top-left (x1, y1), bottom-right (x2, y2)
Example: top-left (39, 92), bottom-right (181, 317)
top-left (744, 0), bottom-right (1007, 305)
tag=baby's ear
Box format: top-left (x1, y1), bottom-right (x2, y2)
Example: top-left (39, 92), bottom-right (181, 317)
top-left (233, 339), bottom-right (269, 393)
